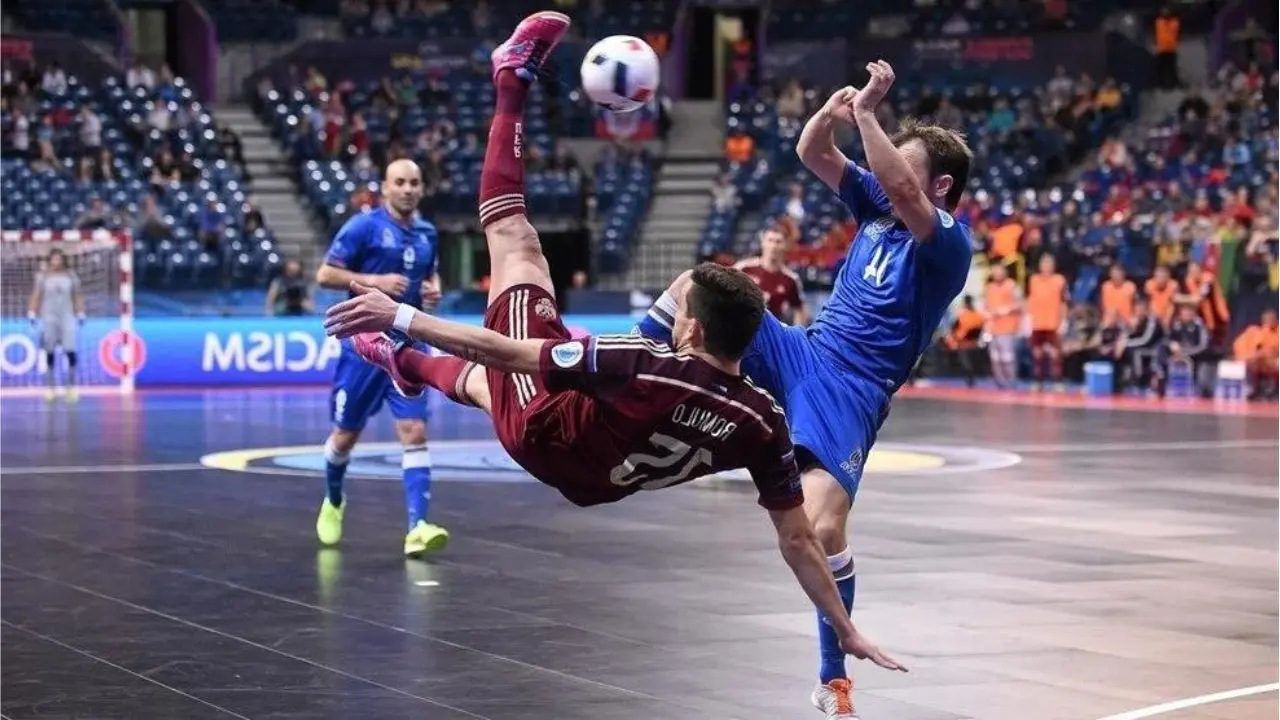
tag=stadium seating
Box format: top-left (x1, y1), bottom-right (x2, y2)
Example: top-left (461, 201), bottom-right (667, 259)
top-left (0, 73), bottom-right (278, 290)
top-left (198, 0), bottom-right (298, 43)
top-left (8, 0), bottom-right (120, 41)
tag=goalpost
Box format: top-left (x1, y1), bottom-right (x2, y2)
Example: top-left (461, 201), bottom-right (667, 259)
top-left (0, 229), bottom-right (136, 395)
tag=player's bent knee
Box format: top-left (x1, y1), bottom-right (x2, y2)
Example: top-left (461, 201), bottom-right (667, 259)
top-left (463, 367), bottom-right (492, 414)
top-left (329, 428), bottom-right (360, 454)
top-left (394, 419), bottom-right (428, 446)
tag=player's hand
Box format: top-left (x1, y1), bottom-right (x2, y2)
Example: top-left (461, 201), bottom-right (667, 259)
top-left (852, 60), bottom-right (895, 115)
top-left (819, 86), bottom-right (858, 125)
top-left (840, 629), bottom-right (908, 672)
top-left (371, 273), bottom-right (410, 297)
top-left (323, 281), bottom-right (400, 338)
top-left (420, 278), bottom-right (442, 311)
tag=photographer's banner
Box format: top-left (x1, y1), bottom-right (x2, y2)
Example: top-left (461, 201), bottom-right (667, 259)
top-left (1, 315), bottom-right (638, 388)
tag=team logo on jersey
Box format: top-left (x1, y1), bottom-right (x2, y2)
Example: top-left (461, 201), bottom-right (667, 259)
top-left (551, 341), bottom-right (584, 369)
top-left (534, 297), bottom-right (557, 320)
top-left (840, 448), bottom-right (864, 479)
top-left (938, 209), bottom-right (955, 228)
top-left (863, 216), bottom-right (895, 241)
top-left (381, 228), bottom-right (396, 248)
top-left (402, 246), bottom-right (415, 269)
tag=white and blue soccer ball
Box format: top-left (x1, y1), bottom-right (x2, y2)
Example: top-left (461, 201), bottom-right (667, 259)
top-left (580, 35), bottom-right (660, 113)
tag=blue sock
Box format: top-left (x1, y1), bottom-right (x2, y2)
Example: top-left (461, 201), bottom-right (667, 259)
top-left (818, 548), bottom-right (857, 684)
top-left (634, 289), bottom-right (676, 344)
top-left (324, 437), bottom-right (349, 507)
top-left (402, 444), bottom-right (432, 529)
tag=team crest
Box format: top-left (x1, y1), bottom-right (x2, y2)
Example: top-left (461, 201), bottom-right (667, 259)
top-left (938, 209), bottom-right (955, 228)
top-left (402, 246), bottom-right (415, 269)
top-left (381, 228), bottom-right (396, 248)
top-left (534, 297), bottom-right (557, 320)
top-left (840, 449), bottom-right (864, 479)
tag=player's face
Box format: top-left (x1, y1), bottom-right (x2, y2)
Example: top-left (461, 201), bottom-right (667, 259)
top-left (671, 288), bottom-right (702, 353)
top-left (1038, 255), bottom-right (1055, 274)
top-left (760, 230), bottom-right (785, 260)
top-left (383, 162), bottom-right (423, 218)
top-left (48, 252), bottom-right (65, 270)
top-left (897, 139), bottom-right (952, 208)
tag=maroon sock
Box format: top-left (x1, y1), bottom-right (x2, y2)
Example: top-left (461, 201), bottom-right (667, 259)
top-left (396, 349), bottom-right (476, 406)
top-left (478, 70), bottom-right (529, 228)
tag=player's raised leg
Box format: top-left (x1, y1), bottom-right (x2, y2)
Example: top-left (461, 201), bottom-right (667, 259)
top-left (350, 12), bottom-right (571, 413)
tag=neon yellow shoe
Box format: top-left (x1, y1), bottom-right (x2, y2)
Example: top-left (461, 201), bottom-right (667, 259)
top-left (44, 388), bottom-right (56, 403)
top-left (65, 387), bottom-right (78, 403)
top-left (316, 497), bottom-right (344, 546)
top-left (404, 520), bottom-right (449, 558)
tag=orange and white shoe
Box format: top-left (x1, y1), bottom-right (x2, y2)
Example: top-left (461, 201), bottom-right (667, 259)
top-left (812, 678), bottom-right (858, 719)
top-left (490, 11), bottom-right (571, 83)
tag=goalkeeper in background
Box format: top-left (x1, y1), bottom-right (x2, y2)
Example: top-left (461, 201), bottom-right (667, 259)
top-left (28, 248), bottom-right (86, 402)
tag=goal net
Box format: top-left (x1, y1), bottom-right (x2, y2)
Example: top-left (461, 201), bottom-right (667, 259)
top-left (0, 229), bottom-right (135, 394)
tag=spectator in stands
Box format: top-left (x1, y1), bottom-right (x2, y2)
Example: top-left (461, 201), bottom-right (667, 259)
top-left (41, 63), bottom-right (67, 96)
top-left (11, 81), bottom-right (35, 117)
top-left (74, 197), bottom-right (114, 231)
top-left (135, 194), bottom-right (172, 245)
top-left (943, 295), bottom-right (985, 387)
top-left (76, 105), bottom-right (102, 160)
top-left (266, 258), bottom-right (314, 316)
top-left (243, 197), bottom-right (265, 234)
top-left (711, 173), bottom-right (738, 214)
top-left (783, 182), bottom-right (806, 225)
top-left (984, 263), bottom-right (1022, 388)
top-left (371, 0), bottom-right (395, 34)
top-left (34, 115), bottom-right (56, 165)
top-left (1047, 65), bottom-right (1075, 104)
top-left (934, 98), bottom-right (963, 131)
top-left (149, 149), bottom-right (180, 194)
top-left (1155, 8), bottom-right (1182, 90)
top-left (293, 115), bottom-right (320, 160)
top-left (126, 57), bottom-right (156, 90)
top-left (941, 10), bottom-right (971, 35)
top-left (147, 99), bottom-right (172, 133)
top-left (322, 95), bottom-right (346, 158)
top-left (1234, 309), bottom-right (1279, 399)
top-left (10, 110), bottom-right (29, 158)
top-left (305, 66), bottom-right (328, 95)
top-left (1162, 300), bottom-right (1213, 396)
top-left (725, 130), bottom-right (753, 163)
top-left (198, 197), bottom-right (226, 254)
top-left (1122, 298), bottom-right (1163, 393)
top-left (778, 80), bottom-right (806, 120)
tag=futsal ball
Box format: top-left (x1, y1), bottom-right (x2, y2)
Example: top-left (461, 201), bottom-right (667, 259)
top-left (580, 35), bottom-right (660, 113)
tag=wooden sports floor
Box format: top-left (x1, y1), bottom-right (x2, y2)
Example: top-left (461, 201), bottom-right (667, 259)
top-left (2, 390), bottom-right (1276, 720)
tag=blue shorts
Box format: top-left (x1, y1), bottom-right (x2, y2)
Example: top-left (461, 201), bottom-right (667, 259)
top-left (741, 313), bottom-right (889, 500)
top-left (329, 342), bottom-right (430, 432)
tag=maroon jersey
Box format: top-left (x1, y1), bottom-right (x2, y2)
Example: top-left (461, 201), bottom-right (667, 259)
top-left (524, 334), bottom-right (803, 510)
top-left (736, 258), bottom-right (804, 322)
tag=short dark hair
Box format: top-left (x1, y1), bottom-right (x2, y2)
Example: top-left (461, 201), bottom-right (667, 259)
top-left (686, 262), bottom-right (764, 362)
top-left (890, 117), bottom-right (972, 210)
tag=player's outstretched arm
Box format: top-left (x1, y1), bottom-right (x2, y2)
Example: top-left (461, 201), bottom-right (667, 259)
top-left (851, 61), bottom-right (939, 242)
top-left (797, 87), bottom-right (857, 192)
top-left (769, 505), bottom-right (908, 672)
top-left (323, 282), bottom-right (543, 374)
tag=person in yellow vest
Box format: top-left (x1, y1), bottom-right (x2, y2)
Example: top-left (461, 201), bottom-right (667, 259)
top-left (1154, 7), bottom-right (1181, 89)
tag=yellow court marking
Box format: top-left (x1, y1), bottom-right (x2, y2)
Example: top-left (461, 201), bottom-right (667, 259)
top-left (201, 442), bottom-right (949, 475)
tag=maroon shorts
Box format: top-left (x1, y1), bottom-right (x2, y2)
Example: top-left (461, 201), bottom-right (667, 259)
top-left (482, 284), bottom-right (584, 468)
top-left (1029, 330), bottom-right (1062, 352)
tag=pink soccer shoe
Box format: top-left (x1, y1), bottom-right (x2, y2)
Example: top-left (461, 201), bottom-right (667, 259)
top-left (350, 333), bottom-right (426, 398)
top-left (491, 11), bottom-right (572, 83)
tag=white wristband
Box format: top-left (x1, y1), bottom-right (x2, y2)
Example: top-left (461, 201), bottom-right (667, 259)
top-left (393, 304), bottom-right (416, 333)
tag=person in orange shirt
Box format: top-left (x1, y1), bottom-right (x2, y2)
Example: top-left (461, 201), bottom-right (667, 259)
top-left (944, 295), bottom-right (986, 387)
top-left (1183, 260), bottom-right (1230, 343)
top-left (983, 263), bottom-right (1022, 388)
top-left (1233, 309), bottom-right (1279, 399)
top-left (1154, 7), bottom-right (1181, 89)
top-left (1099, 263), bottom-right (1137, 324)
top-left (724, 131), bottom-right (754, 163)
top-left (1026, 254), bottom-right (1068, 390)
top-left (1144, 264), bottom-right (1178, 326)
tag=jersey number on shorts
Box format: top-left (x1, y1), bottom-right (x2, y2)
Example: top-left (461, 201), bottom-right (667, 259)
top-left (610, 433), bottom-right (712, 491)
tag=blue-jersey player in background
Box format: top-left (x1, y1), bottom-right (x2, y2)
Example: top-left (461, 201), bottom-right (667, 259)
top-left (640, 61), bottom-right (973, 719)
top-left (314, 158), bottom-right (449, 558)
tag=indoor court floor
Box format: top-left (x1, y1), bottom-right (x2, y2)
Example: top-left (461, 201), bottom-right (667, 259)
top-left (1, 389), bottom-right (1277, 720)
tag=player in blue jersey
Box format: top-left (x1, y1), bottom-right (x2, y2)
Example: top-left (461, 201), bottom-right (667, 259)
top-left (314, 158), bottom-right (449, 558)
top-left (640, 61), bottom-right (973, 718)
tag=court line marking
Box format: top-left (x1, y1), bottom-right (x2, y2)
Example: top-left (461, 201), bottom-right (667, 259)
top-left (1094, 683), bottom-right (1280, 720)
top-left (3, 523), bottom-right (661, 703)
top-left (0, 563), bottom-right (493, 719)
top-left (0, 619), bottom-right (253, 720)
top-left (3, 462), bottom-right (213, 475)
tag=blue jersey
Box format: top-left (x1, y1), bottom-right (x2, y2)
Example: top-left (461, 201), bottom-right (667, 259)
top-left (807, 161), bottom-right (972, 391)
top-left (324, 206), bottom-right (439, 309)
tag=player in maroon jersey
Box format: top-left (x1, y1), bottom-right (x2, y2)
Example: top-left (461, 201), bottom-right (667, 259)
top-left (735, 225), bottom-right (810, 326)
top-left (322, 9), bottom-right (904, 674)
